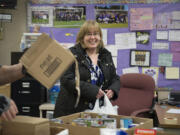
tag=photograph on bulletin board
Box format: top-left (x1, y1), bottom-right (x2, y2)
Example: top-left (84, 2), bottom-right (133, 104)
top-left (130, 50), bottom-right (151, 67)
top-left (136, 31), bottom-right (150, 45)
top-left (54, 6), bottom-right (86, 28)
top-left (95, 4), bottom-right (128, 28)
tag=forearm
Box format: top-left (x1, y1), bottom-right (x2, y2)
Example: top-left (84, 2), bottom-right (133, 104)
top-left (0, 63), bottom-right (24, 85)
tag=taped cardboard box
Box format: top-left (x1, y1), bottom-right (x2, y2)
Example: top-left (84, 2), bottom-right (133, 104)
top-left (2, 115), bottom-right (50, 135)
top-left (50, 112), bottom-right (153, 135)
top-left (20, 33), bottom-right (75, 89)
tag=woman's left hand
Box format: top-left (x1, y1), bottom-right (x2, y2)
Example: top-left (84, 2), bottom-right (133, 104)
top-left (105, 89), bottom-right (114, 99)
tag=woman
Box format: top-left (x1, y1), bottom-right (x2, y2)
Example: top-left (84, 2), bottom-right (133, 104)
top-left (54, 20), bottom-right (120, 117)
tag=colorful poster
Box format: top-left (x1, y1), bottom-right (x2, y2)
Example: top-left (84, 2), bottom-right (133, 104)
top-left (142, 67), bottom-right (159, 85)
top-left (130, 8), bottom-right (153, 31)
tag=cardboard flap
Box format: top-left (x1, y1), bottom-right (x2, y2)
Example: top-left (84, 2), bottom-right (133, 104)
top-left (20, 33), bottom-right (52, 67)
top-left (9, 116), bottom-right (49, 125)
top-left (19, 33), bottom-right (80, 106)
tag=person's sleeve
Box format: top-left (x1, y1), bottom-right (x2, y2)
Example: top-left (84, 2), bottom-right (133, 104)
top-left (0, 94), bottom-right (10, 116)
top-left (107, 54), bottom-right (120, 100)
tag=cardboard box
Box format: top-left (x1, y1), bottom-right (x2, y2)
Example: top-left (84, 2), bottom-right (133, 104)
top-left (50, 112), bottom-right (153, 135)
top-left (0, 84), bottom-right (10, 98)
top-left (2, 115), bottom-right (50, 135)
top-left (50, 126), bottom-right (68, 135)
top-left (20, 33), bottom-right (75, 89)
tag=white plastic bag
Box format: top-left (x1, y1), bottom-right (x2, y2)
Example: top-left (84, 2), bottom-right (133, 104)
top-left (85, 94), bottom-right (118, 115)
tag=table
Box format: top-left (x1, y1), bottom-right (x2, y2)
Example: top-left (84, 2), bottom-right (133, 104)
top-left (155, 104), bottom-right (180, 135)
top-left (155, 104), bottom-right (180, 128)
top-left (39, 103), bottom-right (55, 118)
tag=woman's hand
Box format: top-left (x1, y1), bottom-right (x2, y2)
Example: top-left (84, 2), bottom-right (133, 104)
top-left (96, 89), bottom-right (104, 99)
top-left (105, 89), bottom-right (114, 99)
top-left (1, 99), bottom-right (18, 121)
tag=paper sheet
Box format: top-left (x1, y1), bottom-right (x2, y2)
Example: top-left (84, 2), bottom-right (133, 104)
top-left (171, 21), bottom-right (180, 29)
top-left (105, 45), bottom-right (117, 56)
top-left (130, 8), bottom-right (153, 30)
top-left (115, 32), bottom-right (136, 49)
top-left (165, 67), bottom-right (179, 79)
top-left (112, 57), bottom-right (117, 68)
top-left (156, 31), bottom-right (168, 40)
top-left (154, 12), bottom-right (171, 29)
top-left (173, 52), bottom-right (180, 62)
top-left (171, 42), bottom-right (180, 52)
top-left (167, 108), bottom-right (180, 114)
top-left (102, 29), bottom-right (107, 45)
top-left (122, 67), bottom-right (139, 74)
top-left (169, 30), bottom-right (180, 41)
top-left (172, 11), bottom-right (180, 20)
top-left (158, 53), bottom-right (173, 67)
top-left (152, 42), bottom-right (169, 50)
top-left (142, 67), bottom-right (159, 85)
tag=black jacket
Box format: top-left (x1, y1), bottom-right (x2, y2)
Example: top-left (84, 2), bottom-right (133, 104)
top-left (54, 44), bottom-right (120, 117)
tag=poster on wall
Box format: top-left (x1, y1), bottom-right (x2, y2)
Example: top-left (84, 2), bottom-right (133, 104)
top-left (95, 4), bottom-right (128, 28)
top-left (142, 67), bottom-right (159, 85)
top-left (28, 6), bottom-right (54, 27)
top-left (130, 8), bottom-right (153, 31)
top-left (54, 6), bottom-right (86, 28)
top-left (154, 12), bottom-right (172, 29)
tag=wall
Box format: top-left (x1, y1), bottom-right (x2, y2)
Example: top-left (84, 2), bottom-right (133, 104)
top-left (0, 0), bottom-right (27, 65)
top-left (28, 2), bottom-right (180, 90)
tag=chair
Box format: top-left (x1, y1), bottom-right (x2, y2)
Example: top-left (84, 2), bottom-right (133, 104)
top-left (112, 73), bottom-right (155, 118)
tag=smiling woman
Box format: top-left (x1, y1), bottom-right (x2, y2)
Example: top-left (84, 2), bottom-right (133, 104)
top-left (54, 20), bottom-right (120, 117)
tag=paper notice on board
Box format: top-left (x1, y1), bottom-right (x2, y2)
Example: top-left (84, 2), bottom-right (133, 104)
top-left (112, 57), bottom-right (117, 68)
top-left (130, 8), bottom-right (153, 31)
top-left (152, 42), bottom-right (169, 50)
top-left (115, 32), bottom-right (136, 49)
top-left (156, 31), bottom-right (168, 40)
top-left (102, 29), bottom-right (107, 45)
top-left (158, 53), bottom-right (173, 67)
top-left (172, 11), bottom-right (180, 20)
top-left (165, 67), bottom-right (179, 79)
top-left (173, 52), bottom-right (180, 62)
top-left (169, 30), bottom-right (180, 41)
top-left (171, 42), bottom-right (180, 52)
top-left (105, 45), bottom-right (117, 56)
top-left (122, 67), bottom-right (139, 74)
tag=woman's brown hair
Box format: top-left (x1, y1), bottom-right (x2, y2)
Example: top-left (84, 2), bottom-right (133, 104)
top-left (76, 20), bottom-right (104, 51)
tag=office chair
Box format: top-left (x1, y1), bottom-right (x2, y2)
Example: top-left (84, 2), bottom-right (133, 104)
top-left (112, 73), bottom-right (156, 118)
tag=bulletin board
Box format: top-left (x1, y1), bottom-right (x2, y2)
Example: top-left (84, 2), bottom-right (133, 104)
top-left (28, 0), bottom-right (180, 90)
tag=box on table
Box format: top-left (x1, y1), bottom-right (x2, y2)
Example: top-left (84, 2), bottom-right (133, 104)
top-left (50, 112), bottom-right (153, 135)
top-left (20, 33), bottom-right (75, 89)
top-left (2, 115), bottom-right (50, 135)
